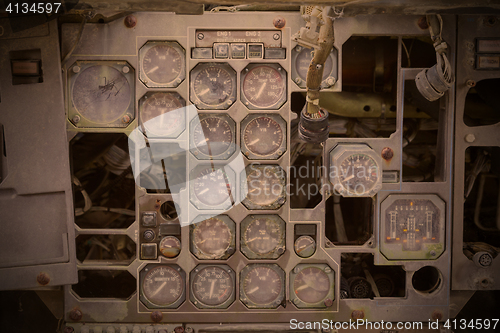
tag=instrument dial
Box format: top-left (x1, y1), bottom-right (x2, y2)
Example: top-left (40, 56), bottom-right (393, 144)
top-left (191, 115), bottom-right (235, 159)
top-left (241, 215), bottom-right (285, 259)
top-left (243, 165), bottom-right (286, 210)
top-left (293, 266), bottom-right (331, 305)
top-left (139, 92), bottom-right (185, 138)
top-left (141, 265), bottom-right (184, 307)
top-left (241, 64), bottom-right (287, 109)
top-left (191, 266), bottom-right (235, 308)
top-left (294, 235), bottom-right (316, 258)
top-left (243, 116), bottom-right (285, 158)
top-left (140, 42), bottom-right (185, 87)
top-left (191, 64), bottom-right (236, 109)
top-left (192, 216), bottom-right (234, 260)
top-left (191, 166), bottom-right (233, 209)
top-left (240, 264), bottom-right (285, 308)
top-left (159, 236), bottom-right (181, 258)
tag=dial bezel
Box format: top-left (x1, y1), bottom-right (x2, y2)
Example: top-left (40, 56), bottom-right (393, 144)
top-left (139, 41), bottom-right (186, 88)
top-left (189, 113), bottom-right (236, 160)
top-left (239, 264), bottom-right (285, 309)
top-left (289, 263), bottom-right (335, 309)
top-left (240, 63), bottom-right (287, 110)
top-left (190, 214), bottom-right (236, 260)
top-left (139, 264), bottom-right (186, 309)
top-left (240, 114), bottom-right (287, 160)
top-left (190, 264), bottom-right (236, 309)
top-left (240, 214), bottom-right (286, 259)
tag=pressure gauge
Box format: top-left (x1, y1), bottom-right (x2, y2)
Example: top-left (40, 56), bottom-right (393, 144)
top-left (294, 235), bottom-right (316, 258)
top-left (139, 41), bottom-right (186, 88)
top-left (241, 114), bottom-right (286, 160)
top-left (291, 45), bottom-right (338, 89)
top-left (190, 165), bottom-right (235, 210)
top-left (190, 114), bottom-right (236, 160)
top-left (240, 264), bottom-right (285, 309)
top-left (190, 265), bottom-right (235, 309)
top-left (329, 144), bottom-right (382, 197)
top-left (190, 215), bottom-right (235, 260)
top-left (241, 165), bottom-right (286, 210)
top-left (190, 63), bottom-right (237, 109)
top-left (380, 194), bottom-right (445, 260)
top-left (241, 63), bottom-right (287, 110)
top-left (240, 215), bottom-right (286, 259)
top-left (139, 264), bottom-right (186, 309)
top-left (139, 92), bottom-right (185, 138)
top-left (290, 264), bottom-right (335, 309)
top-left (159, 236), bottom-right (181, 258)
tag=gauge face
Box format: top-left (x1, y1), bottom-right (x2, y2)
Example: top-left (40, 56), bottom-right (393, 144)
top-left (339, 153), bottom-right (380, 195)
top-left (242, 65), bottom-right (286, 108)
top-left (243, 217), bottom-right (283, 255)
top-left (294, 235), bottom-right (316, 258)
top-left (192, 116), bottom-right (234, 157)
top-left (245, 166), bottom-right (285, 208)
top-left (193, 66), bottom-right (234, 107)
top-left (72, 65), bottom-right (131, 123)
top-left (193, 217), bottom-right (232, 258)
top-left (243, 116), bottom-right (284, 156)
top-left (159, 236), bottom-right (181, 258)
top-left (142, 266), bottom-right (184, 306)
top-left (193, 167), bottom-right (233, 207)
top-left (242, 265), bottom-right (283, 306)
top-left (293, 267), bottom-right (331, 304)
top-left (295, 48), bottom-right (333, 81)
top-left (142, 43), bottom-right (183, 85)
top-left (191, 266), bottom-right (233, 306)
top-left (140, 93), bottom-right (185, 137)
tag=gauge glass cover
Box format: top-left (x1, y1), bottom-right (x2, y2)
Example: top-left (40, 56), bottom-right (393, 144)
top-left (245, 166), bottom-right (285, 208)
top-left (142, 266), bottom-right (184, 306)
top-left (193, 66), bottom-right (234, 107)
top-left (192, 266), bottom-right (233, 306)
top-left (193, 167), bottom-right (233, 207)
top-left (140, 92), bottom-right (185, 137)
top-left (293, 267), bottom-right (330, 304)
top-left (142, 43), bottom-right (183, 85)
top-left (193, 217), bottom-right (232, 258)
top-left (242, 65), bottom-right (285, 108)
top-left (243, 116), bottom-right (284, 156)
top-left (192, 116), bottom-right (234, 157)
top-left (242, 265), bottom-right (283, 306)
top-left (244, 217), bottom-right (282, 255)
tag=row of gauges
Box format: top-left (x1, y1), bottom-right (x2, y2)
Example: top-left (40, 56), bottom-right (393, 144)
top-left (140, 263), bottom-right (334, 310)
top-left (189, 164), bottom-right (286, 210)
top-left (152, 215), bottom-right (315, 260)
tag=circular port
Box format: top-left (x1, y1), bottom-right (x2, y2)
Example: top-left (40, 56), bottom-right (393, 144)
top-left (160, 201), bottom-right (179, 220)
top-left (412, 266), bottom-right (442, 294)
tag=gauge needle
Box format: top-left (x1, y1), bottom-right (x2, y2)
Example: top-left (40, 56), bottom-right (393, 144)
top-left (344, 174), bottom-right (354, 182)
top-left (197, 188), bottom-right (209, 196)
top-left (295, 284), bottom-right (310, 291)
top-left (147, 66), bottom-right (159, 74)
top-left (297, 243), bottom-right (313, 253)
top-left (247, 138), bottom-right (260, 145)
top-left (150, 281), bottom-right (167, 297)
top-left (247, 286), bottom-right (259, 294)
top-left (198, 88), bottom-right (210, 96)
top-left (246, 237), bottom-right (259, 242)
top-left (256, 82), bottom-right (267, 99)
top-left (209, 280), bottom-right (215, 298)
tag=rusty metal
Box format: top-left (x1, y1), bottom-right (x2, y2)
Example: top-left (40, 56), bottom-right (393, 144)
top-left (432, 310), bottom-right (443, 320)
top-left (36, 272), bottom-right (50, 286)
top-left (323, 298), bottom-right (333, 307)
top-left (64, 327), bottom-right (75, 333)
top-left (418, 16), bottom-right (429, 29)
top-left (124, 15), bottom-right (137, 28)
top-left (69, 308), bottom-right (83, 322)
top-left (174, 326), bottom-right (185, 333)
top-left (151, 311), bottom-right (163, 322)
top-left (273, 16), bottom-right (286, 29)
top-left (351, 309), bottom-right (365, 320)
top-left (466, 79), bottom-right (476, 87)
top-left (381, 147), bottom-right (394, 161)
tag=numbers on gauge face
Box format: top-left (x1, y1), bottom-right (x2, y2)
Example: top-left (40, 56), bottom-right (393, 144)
top-left (244, 217), bottom-right (282, 255)
top-left (72, 65), bottom-right (131, 123)
top-left (193, 66), bottom-right (233, 106)
top-left (193, 218), bottom-right (231, 258)
top-left (242, 266), bottom-right (282, 305)
top-left (246, 167), bottom-right (284, 206)
top-left (243, 66), bottom-right (285, 108)
top-left (142, 266), bottom-right (183, 306)
top-left (243, 117), bottom-right (283, 156)
top-left (339, 153), bottom-right (379, 195)
top-left (140, 93), bottom-right (184, 137)
top-left (192, 266), bottom-right (233, 306)
top-left (193, 117), bottom-right (233, 157)
top-left (296, 48), bottom-right (333, 81)
top-left (293, 267), bottom-right (331, 304)
top-left (142, 44), bottom-right (182, 84)
top-left (193, 167), bottom-right (233, 206)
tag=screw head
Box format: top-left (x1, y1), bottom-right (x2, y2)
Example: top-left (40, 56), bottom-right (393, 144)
top-left (324, 298), bottom-right (333, 307)
top-left (197, 33), bottom-right (204, 40)
top-left (64, 327), bottom-right (75, 333)
top-left (295, 45), bottom-right (302, 52)
top-left (72, 66), bottom-right (80, 73)
top-left (465, 133), bottom-right (476, 143)
top-left (381, 147), bottom-right (394, 161)
top-left (295, 77), bottom-right (302, 84)
top-left (69, 308), bottom-right (83, 322)
top-left (324, 266), bottom-right (331, 273)
top-left (72, 115), bottom-right (81, 124)
top-left (122, 115), bottom-right (131, 124)
top-left (351, 309), bottom-right (365, 320)
top-left (273, 16), bottom-right (286, 29)
top-left (430, 250), bottom-right (436, 256)
top-left (122, 66), bottom-right (130, 73)
top-left (124, 15), bottom-right (137, 28)
top-left (273, 33), bottom-right (280, 40)
top-left (467, 79), bottom-right (476, 87)
top-left (150, 310), bottom-right (163, 322)
top-left (37, 272), bottom-right (50, 285)
top-left (325, 76), bottom-right (336, 86)
top-left (227, 99), bottom-right (233, 105)
top-left (293, 266), bottom-right (300, 273)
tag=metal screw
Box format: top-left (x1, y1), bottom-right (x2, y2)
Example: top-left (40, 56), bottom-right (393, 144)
top-left (185, 328), bottom-right (194, 333)
top-left (69, 308), bottom-right (83, 322)
top-left (295, 77), bottom-right (302, 84)
top-left (197, 33), bottom-right (204, 40)
top-left (293, 266), bottom-right (300, 273)
top-left (64, 327), bottom-right (75, 333)
top-left (227, 99), bottom-right (233, 105)
top-left (72, 115), bottom-right (81, 124)
top-left (325, 76), bottom-right (336, 86)
top-left (324, 298), bottom-right (333, 307)
top-left (417, 16), bottom-right (429, 30)
top-left (174, 327), bottom-right (185, 333)
top-left (295, 45), bottom-right (302, 52)
top-left (72, 66), bottom-right (80, 73)
top-left (467, 79), bottom-right (476, 87)
top-left (273, 16), bottom-right (286, 29)
top-left (124, 15), bottom-right (137, 28)
top-left (432, 310), bottom-right (443, 321)
top-left (245, 102), bottom-right (249, 106)
top-left (122, 66), bottom-right (130, 73)
top-left (467, 58), bottom-right (475, 66)
top-left (273, 33), bottom-right (280, 40)
top-left (351, 310), bottom-right (365, 320)
top-left (122, 114), bottom-right (131, 124)
top-left (324, 266), bottom-right (331, 273)
top-left (430, 250), bottom-right (436, 256)
top-left (316, 64), bottom-right (323, 70)
top-left (466, 42), bottom-right (475, 50)
top-left (465, 134), bottom-right (476, 143)
top-left (37, 272), bottom-right (50, 285)
top-left (151, 310), bottom-right (163, 322)
top-left (381, 147), bottom-right (394, 161)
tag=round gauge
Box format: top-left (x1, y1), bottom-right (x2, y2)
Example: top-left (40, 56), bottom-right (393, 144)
top-left (193, 167), bottom-right (233, 207)
top-left (293, 267), bottom-right (331, 304)
top-left (192, 217), bottom-right (232, 259)
top-left (140, 92), bottom-right (185, 137)
top-left (141, 42), bottom-right (184, 86)
top-left (294, 235), bottom-right (316, 258)
top-left (241, 265), bottom-right (284, 307)
top-left (191, 266), bottom-right (234, 307)
top-left (339, 153), bottom-right (380, 195)
top-left (242, 65), bottom-right (286, 109)
top-left (159, 236), bottom-right (181, 258)
top-left (243, 116), bottom-right (284, 157)
top-left (72, 65), bottom-right (131, 123)
top-left (295, 48), bottom-right (333, 82)
top-left (244, 166), bottom-right (285, 208)
top-left (243, 216), bottom-right (283, 256)
top-left (192, 116), bottom-right (234, 158)
top-left (142, 266), bottom-right (184, 306)
top-left (193, 65), bottom-right (235, 107)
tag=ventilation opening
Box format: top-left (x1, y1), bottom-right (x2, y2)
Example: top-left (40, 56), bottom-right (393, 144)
top-left (72, 270), bottom-right (136, 299)
top-left (412, 266), bottom-right (442, 294)
top-left (75, 235), bottom-right (136, 264)
top-left (341, 253), bottom-right (406, 299)
top-left (160, 200), bottom-right (179, 220)
top-left (290, 143), bottom-right (323, 208)
top-left (464, 78), bottom-right (500, 127)
top-left (71, 133), bottom-right (135, 229)
top-left (325, 196), bottom-right (373, 245)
